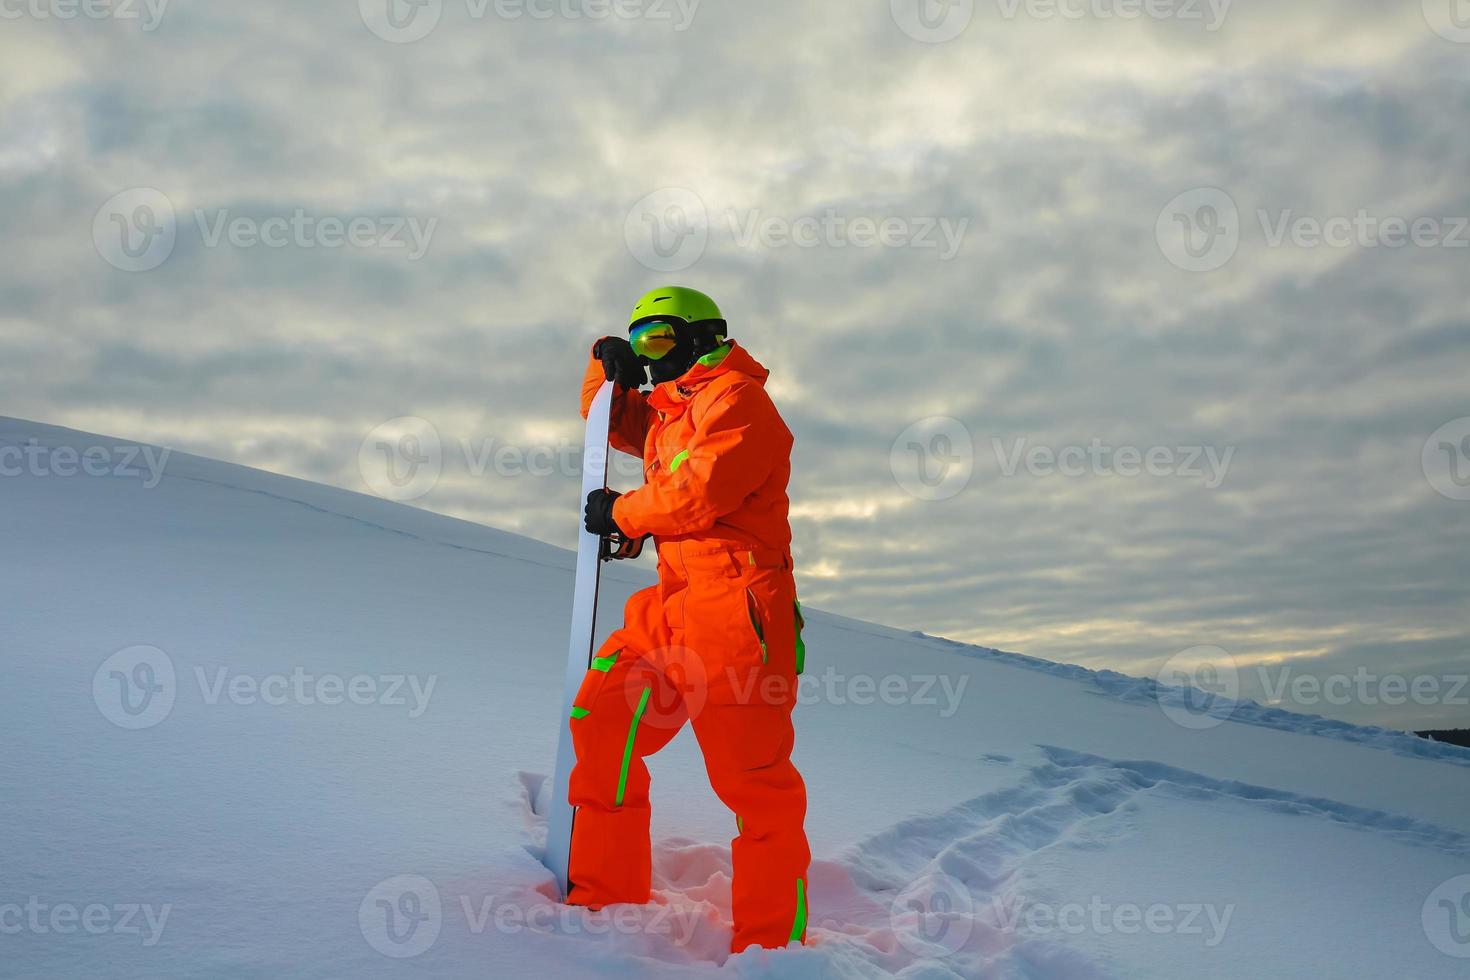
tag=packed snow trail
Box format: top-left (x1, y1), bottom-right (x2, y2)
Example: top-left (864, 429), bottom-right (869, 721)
top-left (3, 417), bottom-right (1468, 978)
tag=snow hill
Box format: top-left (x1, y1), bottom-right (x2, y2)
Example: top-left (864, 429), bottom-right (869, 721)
top-left (3, 416), bottom-right (1468, 980)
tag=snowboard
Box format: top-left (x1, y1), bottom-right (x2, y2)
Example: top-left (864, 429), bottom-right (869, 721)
top-left (546, 380), bottom-right (613, 900)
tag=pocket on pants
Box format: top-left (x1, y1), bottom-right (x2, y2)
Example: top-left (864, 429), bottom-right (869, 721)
top-left (686, 573), bottom-right (798, 708)
top-left (682, 580), bottom-right (768, 668)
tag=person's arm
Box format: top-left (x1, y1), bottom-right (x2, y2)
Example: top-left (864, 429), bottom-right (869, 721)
top-left (612, 381), bottom-right (790, 538)
top-left (580, 341), bottom-right (652, 458)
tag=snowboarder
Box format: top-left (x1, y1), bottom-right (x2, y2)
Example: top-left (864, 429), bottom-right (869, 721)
top-left (567, 286), bottom-right (811, 953)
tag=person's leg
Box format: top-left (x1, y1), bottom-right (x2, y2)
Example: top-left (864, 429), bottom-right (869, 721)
top-left (670, 554), bottom-right (811, 951)
top-left (566, 586), bottom-right (686, 907)
top-left (691, 699), bottom-right (810, 951)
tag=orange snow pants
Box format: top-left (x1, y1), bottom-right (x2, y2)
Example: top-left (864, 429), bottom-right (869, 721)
top-left (566, 543), bottom-right (810, 952)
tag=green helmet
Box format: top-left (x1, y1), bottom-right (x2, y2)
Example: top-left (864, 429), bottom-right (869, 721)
top-left (628, 286), bottom-right (725, 333)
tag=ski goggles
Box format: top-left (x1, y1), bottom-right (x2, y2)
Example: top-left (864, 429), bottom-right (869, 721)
top-left (628, 319), bottom-right (682, 361)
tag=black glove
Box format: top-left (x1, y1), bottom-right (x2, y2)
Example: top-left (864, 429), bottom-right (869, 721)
top-left (593, 337), bottom-right (645, 390)
top-left (584, 489), bottom-right (625, 537)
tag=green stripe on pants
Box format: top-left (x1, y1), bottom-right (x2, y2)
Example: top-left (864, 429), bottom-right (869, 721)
top-left (615, 686), bottom-right (652, 806)
top-left (788, 877), bottom-right (807, 943)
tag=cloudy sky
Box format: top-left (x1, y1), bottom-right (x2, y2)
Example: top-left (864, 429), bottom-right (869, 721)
top-left (2, 0), bottom-right (1467, 730)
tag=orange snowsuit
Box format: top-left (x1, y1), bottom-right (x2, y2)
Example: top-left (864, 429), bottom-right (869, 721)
top-left (567, 340), bottom-right (811, 953)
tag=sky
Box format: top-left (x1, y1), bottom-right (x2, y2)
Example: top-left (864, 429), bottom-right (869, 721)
top-left (1, 0), bottom-right (1467, 730)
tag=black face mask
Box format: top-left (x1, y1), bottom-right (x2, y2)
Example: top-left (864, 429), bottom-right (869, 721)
top-left (639, 321), bottom-right (727, 385)
top-left (646, 333), bottom-right (697, 384)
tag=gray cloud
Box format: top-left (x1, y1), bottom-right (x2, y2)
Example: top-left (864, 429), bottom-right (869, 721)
top-left (1, 0), bottom-right (1466, 730)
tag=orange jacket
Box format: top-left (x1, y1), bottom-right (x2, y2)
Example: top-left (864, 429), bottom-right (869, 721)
top-left (580, 341), bottom-right (793, 554)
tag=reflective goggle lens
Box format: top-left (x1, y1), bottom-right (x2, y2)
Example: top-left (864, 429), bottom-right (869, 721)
top-left (629, 321), bottom-right (679, 360)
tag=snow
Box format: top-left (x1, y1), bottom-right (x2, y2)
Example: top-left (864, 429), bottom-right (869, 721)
top-left (3, 415), bottom-right (1468, 979)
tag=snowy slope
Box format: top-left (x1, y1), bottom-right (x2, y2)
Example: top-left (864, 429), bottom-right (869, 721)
top-left (2, 416), bottom-right (1468, 980)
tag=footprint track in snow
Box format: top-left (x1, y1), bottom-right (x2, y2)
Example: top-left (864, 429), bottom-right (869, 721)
top-left (814, 745), bottom-right (1470, 976)
top-left (510, 747), bottom-right (1469, 977)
